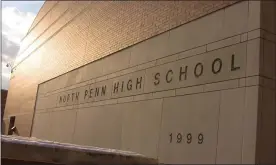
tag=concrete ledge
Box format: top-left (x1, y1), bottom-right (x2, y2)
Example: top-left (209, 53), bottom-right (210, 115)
top-left (1, 135), bottom-right (158, 165)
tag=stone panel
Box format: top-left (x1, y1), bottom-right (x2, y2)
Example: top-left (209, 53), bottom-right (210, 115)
top-left (35, 96), bottom-right (47, 111)
top-left (133, 93), bottom-right (153, 101)
top-left (80, 60), bottom-right (104, 82)
top-left (121, 99), bottom-right (163, 158)
top-left (31, 112), bottom-right (51, 140)
top-left (37, 83), bottom-right (46, 95)
top-left (248, 29), bottom-right (261, 40)
top-left (169, 1), bottom-right (249, 56)
top-left (261, 1), bottom-right (276, 34)
top-left (222, 1), bottom-right (248, 38)
top-left (56, 89), bottom-right (76, 107)
top-left (258, 88), bottom-right (275, 164)
top-left (56, 84), bottom-right (89, 107)
top-left (66, 69), bottom-right (83, 87)
top-left (216, 88), bottom-right (245, 163)
top-left (130, 32), bottom-right (170, 66)
top-left (246, 38), bottom-right (263, 77)
top-left (242, 86), bottom-right (260, 164)
top-left (158, 92), bottom-right (220, 164)
top-left (49, 110), bottom-right (77, 143)
top-left (175, 85), bottom-right (204, 96)
top-left (47, 93), bottom-right (59, 109)
top-left (73, 105), bottom-right (122, 149)
top-left (102, 48), bottom-right (131, 75)
top-left (110, 70), bottom-right (145, 98)
top-left (204, 79), bottom-right (239, 92)
top-left (152, 90), bottom-right (175, 99)
top-left (241, 33), bottom-right (248, 42)
top-left (206, 35), bottom-right (241, 51)
top-left (246, 76), bottom-right (261, 86)
top-left (168, 9), bottom-right (224, 55)
top-left (263, 40), bottom-right (275, 79)
top-left (89, 80), bottom-right (113, 102)
top-left (178, 46), bottom-right (206, 60)
top-left (262, 77), bottom-right (275, 89)
top-left (117, 96), bottom-right (133, 104)
top-left (36, 93), bottom-right (58, 110)
top-left (145, 43), bottom-right (246, 93)
top-left (156, 54), bottom-right (178, 66)
top-left (136, 61), bottom-right (156, 71)
top-left (248, 1), bottom-right (261, 31)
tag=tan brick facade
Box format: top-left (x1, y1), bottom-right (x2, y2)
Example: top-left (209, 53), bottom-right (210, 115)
top-left (4, 1), bottom-right (276, 164)
top-left (4, 1), bottom-right (238, 136)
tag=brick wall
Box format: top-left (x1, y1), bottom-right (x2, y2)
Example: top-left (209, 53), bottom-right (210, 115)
top-left (4, 1), bottom-right (238, 136)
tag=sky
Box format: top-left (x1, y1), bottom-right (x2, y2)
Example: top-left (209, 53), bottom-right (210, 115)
top-left (1, 1), bottom-right (44, 90)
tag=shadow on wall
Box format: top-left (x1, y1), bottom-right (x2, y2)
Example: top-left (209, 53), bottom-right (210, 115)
top-left (2, 122), bottom-right (6, 135)
top-left (1, 89), bottom-right (8, 134)
top-left (2, 116), bottom-right (20, 136)
top-left (1, 119), bottom-right (20, 135)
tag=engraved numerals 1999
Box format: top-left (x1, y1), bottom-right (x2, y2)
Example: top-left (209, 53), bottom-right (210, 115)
top-left (169, 132), bottom-right (204, 144)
